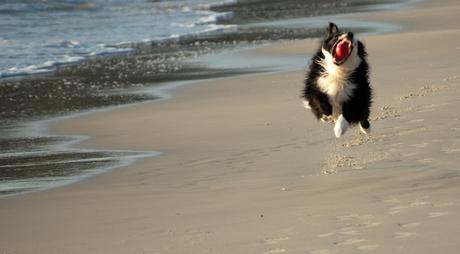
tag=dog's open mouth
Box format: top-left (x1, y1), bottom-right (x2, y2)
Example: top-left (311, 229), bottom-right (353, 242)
top-left (332, 38), bottom-right (353, 65)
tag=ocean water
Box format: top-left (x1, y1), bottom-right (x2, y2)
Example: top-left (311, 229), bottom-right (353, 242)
top-left (0, 0), bottom-right (236, 78)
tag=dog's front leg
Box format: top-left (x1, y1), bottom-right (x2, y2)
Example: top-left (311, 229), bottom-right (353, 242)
top-left (334, 114), bottom-right (350, 138)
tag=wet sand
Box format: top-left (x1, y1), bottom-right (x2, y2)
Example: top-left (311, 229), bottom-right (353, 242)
top-left (2, 0), bottom-right (460, 253)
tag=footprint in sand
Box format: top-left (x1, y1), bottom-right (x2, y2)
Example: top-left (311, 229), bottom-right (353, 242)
top-left (428, 212), bottom-right (449, 218)
top-left (410, 201), bottom-right (432, 207)
top-left (309, 249), bottom-right (331, 254)
top-left (337, 214), bottom-right (358, 221)
top-left (398, 222), bottom-right (423, 228)
top-left (337, 214), bottom-right (381, 234)
top-left (346, 221), bottom-right (381, 229)
top-left (407, 119), bottom-right (425, 124)
top-left (266, 249), bottom-right (286, 253)
top-left (433, 202), bottom-right (454, 208)
top-left (357, 214), bottom-right (375, 220)
top-left (443, 75), bottom-right (460, 82)
top-left (264, 237), bottom-right (289, 245)
top-left (339, 230), bottom-right (361, 236)
top-left (337, 213), bottom-right (373, 221)
top-left (397, 127), bottom-right (427, 136)
top-left (389, 205), bottom-right (411, 215)
top-left (389, 210), bottom-right (402, 215)
top-left (417, 158), bottom-right (434, 163)
top-left (443, 147), bottom-right (460, 154)
top-left (410, 143), bottom-right (429, 148)
top-left (334, 238), bottom-right (366, 246)
top-left (357, 244), bottom-right (380, 251)
top-left (394, 232), bottom-right (417, 239)
top-left (262, 236), bottom-right (289, 254)
top-left (402, 152), bottom-right (418, 157)
top-left (317, 232), bottom-right (335, 238)
top-left (389, 200), bottom-right (434, 214)
top-left (382, 197), bottom-right (400, 203)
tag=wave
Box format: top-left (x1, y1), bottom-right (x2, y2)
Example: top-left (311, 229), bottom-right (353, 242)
top-left (195, 11), bottom-right (233, 25)
top-left (0, 55), bottom-right (84, 78)
top-left (0, 46), bottom-right (136, 78)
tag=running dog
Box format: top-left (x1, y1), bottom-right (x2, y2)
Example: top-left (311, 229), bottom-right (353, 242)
top-left (302, 22), bottom-right (372, 137)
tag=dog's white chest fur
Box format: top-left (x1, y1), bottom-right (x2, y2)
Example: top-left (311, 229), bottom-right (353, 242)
top-left (317, 49), bottom-right (359, 119)
top-left (317, 70), bottom-right (356, 119)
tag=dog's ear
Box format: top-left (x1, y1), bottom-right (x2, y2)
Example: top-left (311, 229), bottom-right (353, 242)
top-left (327, 22), bottom-right (339, 35)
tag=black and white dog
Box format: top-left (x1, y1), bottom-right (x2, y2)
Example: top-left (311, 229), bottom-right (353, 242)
top-left (302, 22), bottom-right (372, 138)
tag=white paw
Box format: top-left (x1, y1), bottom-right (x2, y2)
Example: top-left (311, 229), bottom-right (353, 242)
top-left (359, 123), bottom-right (371, 135)
top-left (334, 115), bottom-right (349, 138)
top-left (302, 100), bottom-right (311, 109)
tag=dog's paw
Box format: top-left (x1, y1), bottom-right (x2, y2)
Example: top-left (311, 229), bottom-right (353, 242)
top-left (334, 115), bottom-right (349, 138)
top-left (359, 124), bottom-right (371, 135)
top-left (302, 100), bottom-right (311, 109)
top-left (359, 120), bottom-right (371, 135)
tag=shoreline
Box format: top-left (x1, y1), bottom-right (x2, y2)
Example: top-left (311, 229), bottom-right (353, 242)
top-left (3, 0), bottom-right (460, 253)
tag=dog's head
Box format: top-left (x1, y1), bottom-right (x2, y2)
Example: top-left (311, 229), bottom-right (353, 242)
top-left (321, 23), bottom-right (361, 70)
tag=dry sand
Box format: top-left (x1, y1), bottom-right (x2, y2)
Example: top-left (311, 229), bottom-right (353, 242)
top-left (2, 0), bottom-right (460, 253)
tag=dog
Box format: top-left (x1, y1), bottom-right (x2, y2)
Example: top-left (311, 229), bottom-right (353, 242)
top-left (302, 22), bottom-right (372, 138)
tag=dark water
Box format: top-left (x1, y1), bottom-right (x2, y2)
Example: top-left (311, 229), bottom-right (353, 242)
top-left (0, 0), bottom-right (403, 196)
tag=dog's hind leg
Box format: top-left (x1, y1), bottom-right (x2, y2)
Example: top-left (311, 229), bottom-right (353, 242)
top-left (303, 94), bottom-right (333, 120)
top-left (359, 119), bottom-right (371, 135)
top-left (342, 97), bottom-right (371, 136)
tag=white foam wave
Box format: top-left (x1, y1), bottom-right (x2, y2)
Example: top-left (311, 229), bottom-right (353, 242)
top-left (141, 23), bottom-right (236, 46)
top-left (196, 11), bottom-right (233, 25)
top-left (0, 43), bottom-right (138, 78)
top-left (200, 24), bottom-right (237, 34)
top-left (88, 45), bottom-right (134, 56)
top-left (59, 54), bottom-right (85, 63)
top-left (0, 38), bottom-right (15, 46)
top-left (171, 22), bottom-right (196, 28)
top-left (60, 40), bottom-right (81, 48)
top-left (170, 7), bottom-right (234, 31)
top-left (0, 54), bottom-right (85, 78)
top-left (181, 6), bottom-right (192, 13)
top-left (1, 65), bottom-right (52, 78)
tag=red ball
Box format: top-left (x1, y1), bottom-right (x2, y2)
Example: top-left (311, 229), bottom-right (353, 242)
top-left (335, 42), bottom-right (350, 57)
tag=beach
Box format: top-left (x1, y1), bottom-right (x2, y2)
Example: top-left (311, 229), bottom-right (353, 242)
top-left (2, 0), bottom-right (460, 253)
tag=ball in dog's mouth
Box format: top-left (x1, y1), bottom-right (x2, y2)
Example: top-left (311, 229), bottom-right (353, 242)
top-left (333, 39), bottom-right (353, 65)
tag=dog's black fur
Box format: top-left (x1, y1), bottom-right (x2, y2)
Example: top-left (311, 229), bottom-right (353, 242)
top-left (302, 23), bottom-right (372, 137)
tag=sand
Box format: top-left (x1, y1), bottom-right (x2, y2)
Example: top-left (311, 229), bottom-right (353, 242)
top-left (2, 0), bottom-right (460, 253)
